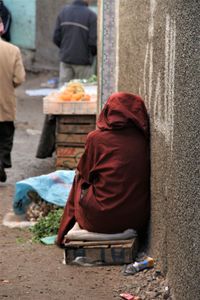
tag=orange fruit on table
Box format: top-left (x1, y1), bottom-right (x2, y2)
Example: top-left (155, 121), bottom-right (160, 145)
top-left (82, 94), bottom-right (91, 101)
top-left (71, 93), bottom-right (83, 101)
top-left (59, 92), bottom-right (73, 101)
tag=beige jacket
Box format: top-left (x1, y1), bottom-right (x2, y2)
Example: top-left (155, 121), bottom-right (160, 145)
top-left (0, 38), bottom-right (25, 121)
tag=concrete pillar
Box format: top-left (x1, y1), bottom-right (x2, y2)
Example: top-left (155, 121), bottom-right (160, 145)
top-left (98, 0), bottom-right (118, 109)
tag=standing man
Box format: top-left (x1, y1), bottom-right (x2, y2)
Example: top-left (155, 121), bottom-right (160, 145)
top-left (0, 18), bottom-right (25, 182)
top-left (53, 0), bottom-right (97, 86)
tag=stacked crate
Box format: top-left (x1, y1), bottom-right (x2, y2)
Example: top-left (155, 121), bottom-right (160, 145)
top-left (56, 115), bottom-right (96, 170)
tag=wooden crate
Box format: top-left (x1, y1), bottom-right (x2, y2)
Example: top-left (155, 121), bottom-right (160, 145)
top-left (63, 239), bottom-right (138, 265)
top-left (56, 147), bottom-right (84, 169)
top-left (56, 115), bottom-right (96, 169)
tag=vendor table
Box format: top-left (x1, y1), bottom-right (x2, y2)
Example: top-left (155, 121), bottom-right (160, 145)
top-left (43, 85), bottom-right (97, 169)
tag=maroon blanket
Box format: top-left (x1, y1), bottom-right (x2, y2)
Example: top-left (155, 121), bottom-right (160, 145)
top-left (57, 92), bottom-right (150, 246)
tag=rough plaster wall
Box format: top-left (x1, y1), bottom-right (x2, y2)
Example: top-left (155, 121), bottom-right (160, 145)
top-left (117, 0), bottom-right (200, 299)
top-left (166, 1), bottom-right (200, 298)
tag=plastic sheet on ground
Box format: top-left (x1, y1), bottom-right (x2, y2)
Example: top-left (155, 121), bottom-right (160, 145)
top-left (40, 235), bottom-right (57, 245)
top-left (13, 170), bottom-right (75, 215)
top-left (25, 88), bottom-right (58, 96)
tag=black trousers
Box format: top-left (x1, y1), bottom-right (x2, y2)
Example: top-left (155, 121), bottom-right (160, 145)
top-left (0, 121), bottom-right (15, 168)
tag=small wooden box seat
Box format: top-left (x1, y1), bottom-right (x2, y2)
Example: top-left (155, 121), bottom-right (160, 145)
top-left (63, 238), bottom-right (138, 265)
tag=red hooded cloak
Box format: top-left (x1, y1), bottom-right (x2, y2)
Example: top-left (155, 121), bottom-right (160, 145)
top-left (57, 92), bottom-right (150, 246)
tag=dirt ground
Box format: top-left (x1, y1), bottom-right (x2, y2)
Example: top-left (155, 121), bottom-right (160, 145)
top-left (0, 72), bottom-right (171, 300)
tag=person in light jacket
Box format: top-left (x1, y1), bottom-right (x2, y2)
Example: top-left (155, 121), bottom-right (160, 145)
top-left (0, 18), bottom-right (25, 182)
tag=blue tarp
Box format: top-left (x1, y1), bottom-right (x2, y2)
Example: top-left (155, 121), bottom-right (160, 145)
top-left (13, 170), bottom-right (75, 215)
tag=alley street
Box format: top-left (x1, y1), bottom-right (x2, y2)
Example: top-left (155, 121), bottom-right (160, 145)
top-left (0, 72), bottom-right (170, 300)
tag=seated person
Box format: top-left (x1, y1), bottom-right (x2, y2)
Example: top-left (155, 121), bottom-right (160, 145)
top-left (57, 92), bottom-right (150, 247)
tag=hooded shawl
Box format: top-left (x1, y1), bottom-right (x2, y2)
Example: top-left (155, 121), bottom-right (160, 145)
top-left (57, 92), bottom-right (150, 246)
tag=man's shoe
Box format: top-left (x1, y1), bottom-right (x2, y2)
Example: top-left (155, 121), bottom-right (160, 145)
top-left (0, 163), bottom-right (7, 182)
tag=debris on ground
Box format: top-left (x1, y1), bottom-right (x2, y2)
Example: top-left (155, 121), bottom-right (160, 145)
top-left (115, 266), bottom-right (172, 300)
top-left (123, 256), bottom-right (154, 276)
top-left (41, 77), bottom-right (59, 88)
top-left (120, 292), bottom-right (139, 300)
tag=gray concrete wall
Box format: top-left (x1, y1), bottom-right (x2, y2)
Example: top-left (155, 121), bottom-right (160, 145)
top-left (116, 0), bottom-right (200, 299)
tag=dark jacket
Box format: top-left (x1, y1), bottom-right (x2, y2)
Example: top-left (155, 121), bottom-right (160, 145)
top-left (53, 0), bottom-right (97, 66)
